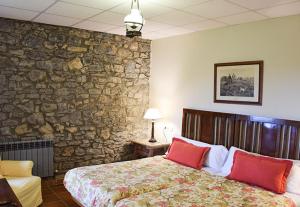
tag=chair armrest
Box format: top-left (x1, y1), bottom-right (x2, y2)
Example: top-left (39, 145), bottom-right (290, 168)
top-left (0, 160), bottom-right (33, 177)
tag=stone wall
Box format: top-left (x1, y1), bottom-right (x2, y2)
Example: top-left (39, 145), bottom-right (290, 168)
top-left (0, 18), bottom-right (150, 173)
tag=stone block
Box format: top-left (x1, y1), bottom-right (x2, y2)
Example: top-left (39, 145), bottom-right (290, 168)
top-left (15, 123), bottom-right (32, 135)
top-left (39, 122), bottom-right (54, 134)
top-left (41, 103), bottom-right (57, 112)
top-left (66, 127), bottom-right (78, 133)
top-left (28, 70), bottom-right (46, 82)
top-left (67, 46), bottom-right (87, 53)
top-left (68, 57), bottom-right (83, 71)
top-left (0, 127), bottom-right (11, 135)
top-left (17, 101), bottom-right (34, 113)
top-left (27, 113), bottom-right (45, 125)
top-left (117, 48), bottom-right (132, 58)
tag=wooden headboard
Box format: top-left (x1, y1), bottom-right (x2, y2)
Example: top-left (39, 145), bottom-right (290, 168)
top-left (182, 108), bottom-right (300, 160)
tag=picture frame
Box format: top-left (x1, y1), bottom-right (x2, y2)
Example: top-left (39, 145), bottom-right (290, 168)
top-left (214, 61), bottom-right (263, 105)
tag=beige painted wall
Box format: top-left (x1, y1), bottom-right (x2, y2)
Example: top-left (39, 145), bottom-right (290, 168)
top-left (150, 15), bottom-right (300, 141)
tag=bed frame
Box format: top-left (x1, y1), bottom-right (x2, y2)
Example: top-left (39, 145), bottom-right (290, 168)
top-left (70, 108), bottom-right (300, 206)
top-left (182, 108), bottom-right (300, 160)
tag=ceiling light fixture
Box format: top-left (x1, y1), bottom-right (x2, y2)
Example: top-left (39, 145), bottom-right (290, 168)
top-left (124, 0), bottom-right (145, 38)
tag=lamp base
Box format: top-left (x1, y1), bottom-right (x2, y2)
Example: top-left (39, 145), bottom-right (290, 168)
top-left (148, 120), bottom-right (157, 143)
top-left (148, 137), bottom-right (157, 143)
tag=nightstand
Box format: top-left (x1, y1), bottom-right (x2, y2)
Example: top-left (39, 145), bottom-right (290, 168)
top-left (131, 139), bottom-right (170, 159)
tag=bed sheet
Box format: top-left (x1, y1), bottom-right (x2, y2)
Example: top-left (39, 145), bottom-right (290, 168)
top-left (116, 170), bottom-right (295, 207)
top-left (284, 193), bottom-right (300, 207)
top-left (203, 166), bottom-right (300, 207)
top-left (64, 156), bottom-right (204, 207)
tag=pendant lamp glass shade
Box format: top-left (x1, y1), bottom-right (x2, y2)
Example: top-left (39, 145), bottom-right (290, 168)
top-left (124, 0), bottom-right (145, 38)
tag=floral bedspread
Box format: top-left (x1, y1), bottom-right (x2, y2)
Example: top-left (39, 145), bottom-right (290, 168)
top-left (64, 156), bottom-right (204, 207)
top-left (64, 156), bottom-right (295, 207)
top-left (116, 170), bottom-right (295, 207)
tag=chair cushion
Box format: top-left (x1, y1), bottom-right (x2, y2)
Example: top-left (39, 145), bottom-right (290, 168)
top-left (6, 176), bottom-right (42, 207)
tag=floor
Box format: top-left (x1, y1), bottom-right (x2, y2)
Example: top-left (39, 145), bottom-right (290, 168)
top-left (41, 177), bottom-right (80, 207)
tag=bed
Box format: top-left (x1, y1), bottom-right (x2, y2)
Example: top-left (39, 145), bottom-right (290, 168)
top-left (64, 108), bottom-right (300, 207)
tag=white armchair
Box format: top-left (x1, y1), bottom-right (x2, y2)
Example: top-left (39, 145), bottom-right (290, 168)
top-left (0, 160), bottom-right (43, 207)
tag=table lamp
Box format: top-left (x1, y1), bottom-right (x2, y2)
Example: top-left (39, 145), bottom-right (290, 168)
top-left (144, 108), bottom-right (161, 143)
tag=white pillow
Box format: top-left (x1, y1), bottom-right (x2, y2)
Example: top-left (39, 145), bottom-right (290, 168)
top-left (287, 165), bottom-right (300, 195)
top-left (175, 136), bottom-right (229, 170)
top-left (221, 146), bottom-right (300, 195)
top-left (220, 146), bottom-right (243, 176)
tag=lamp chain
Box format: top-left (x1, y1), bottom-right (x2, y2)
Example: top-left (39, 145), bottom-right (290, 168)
top-left (131, 0), bottom-right (140, 10)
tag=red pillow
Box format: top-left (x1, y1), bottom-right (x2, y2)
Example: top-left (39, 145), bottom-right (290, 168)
top-left (166, 138), bottom-right (210, 169)
top-left (228, 150), bottom-right (293, 194)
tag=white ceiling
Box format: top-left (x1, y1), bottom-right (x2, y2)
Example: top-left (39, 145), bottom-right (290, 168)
top-left (0, 0), bottom-right (300, 40)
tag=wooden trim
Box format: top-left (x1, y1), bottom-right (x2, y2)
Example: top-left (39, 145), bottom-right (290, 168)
top-left (214, 60), bottom-right (263, 105)
top-left (182, 108), bottom-right (300, 160)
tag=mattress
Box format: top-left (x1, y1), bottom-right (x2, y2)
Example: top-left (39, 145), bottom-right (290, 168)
top-left (64, 156), bottom-right (295, 207)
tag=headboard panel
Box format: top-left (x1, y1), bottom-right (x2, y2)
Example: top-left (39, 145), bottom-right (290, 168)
top-left (182, 109), bottom-right (235, 147)
top-left (182, 108), bottom-right (300, 160)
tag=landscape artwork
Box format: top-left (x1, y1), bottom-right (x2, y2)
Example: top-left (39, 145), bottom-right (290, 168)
top-left (214, 61), bottom-right (263, 105)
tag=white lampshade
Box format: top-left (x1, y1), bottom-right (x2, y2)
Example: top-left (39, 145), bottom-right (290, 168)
top-left (144, 108), bottom-right (161, 120)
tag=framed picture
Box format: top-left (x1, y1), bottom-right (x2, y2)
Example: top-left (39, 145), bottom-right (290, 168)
top-left (214, 61), bottom-right (263, 105)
